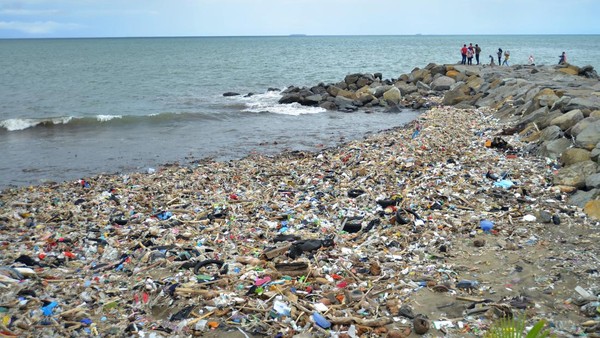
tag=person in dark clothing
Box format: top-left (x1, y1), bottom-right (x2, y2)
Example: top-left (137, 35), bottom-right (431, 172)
top-left (558, 51), bottom-right (567, 64)
top-left (497, 48), bottom-right (503, 65)
top-left (475, 44), bottom-right (481, 65)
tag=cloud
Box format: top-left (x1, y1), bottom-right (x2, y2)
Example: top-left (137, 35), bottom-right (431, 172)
top-left (0, 20), bottom-right (81, 34)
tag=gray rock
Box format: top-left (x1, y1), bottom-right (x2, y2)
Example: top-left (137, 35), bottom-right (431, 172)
top-left (303, 94), bottom-right (323, 105)
top-left (564, 97), bottom-right (600, 112)
top-left (586, 173), bottom-right (600, 189)
top-left (569, 116), bottom-right (600, 137)
top-left (561, 148), bottom-right (592, 166)
top-left (319, 101), bottom-right (337, 110)
top-left (373, 85), bottom-right (393, 98)
top-left (567, 188), bottom-right (600, 208)
top-left (591, 145), bottom-right (600, 161)
top-left (395, 82), bottom-right (418, 96)
top-left (575, 120), bottom-right (600, 150)
top-left (431, 76), bottom-right (456, 91)
top-left (550, 109), bottom-right (584, 131)
top-left (539, 125), bottom-right (563, 142)
top-left (553, 161), bottom-right (598, 188)
top-left (334, 96), bottom-right (357, 111)
top-left (416, 81), bottom-right (431, 91)
top-left (551, 96), bottom-right (572, 112)
top-left (539, 137), bottom-right (572, 159)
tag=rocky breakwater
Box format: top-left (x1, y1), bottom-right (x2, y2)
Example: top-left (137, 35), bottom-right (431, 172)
top-left (278, 62), bottom-right (600, 219)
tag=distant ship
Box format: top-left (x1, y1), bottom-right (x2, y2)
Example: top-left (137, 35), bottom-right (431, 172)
top-left (289, 34), bottom-right (307, 37)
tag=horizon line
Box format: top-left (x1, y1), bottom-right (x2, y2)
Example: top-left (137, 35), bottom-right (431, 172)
top-left (1, 33), bottom-right (599, 40)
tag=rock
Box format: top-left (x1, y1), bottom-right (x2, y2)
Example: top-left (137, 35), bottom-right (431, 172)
top-left (383, 86), bottom-right (402, 105)
top-left (540, 137), bottom-right (572, 159)
top-left (442, 83), bottom-right (470, 106)
top-left (431, 76), bottom-right (456, 91)
top-left (373, 85), bottom-right (393, 98)
top-left (591, 145), bottom-right (600, 161)
top-left (583, 200), bottom-right (600, 219)
top-left (561, 148), bottom-right (592, 166)
top-left (554, 161), bottom-right (598, 188)
top-left (303, 94), bottom-right (323, 106)
top-left (568, 189), bottom-right (600, 208)
top-left (558, 66), bottom-right (579, 75)
top-left (551, 96), bottom-right (572, 112)
top-left (550, 109), bottom-right (584, 131)
top-left (222, 92), bottom-right (241, 97)
top-left (319, 101), bottom-right (337, 110)
top-left (344, 73), bottom-right (361, 85)
top-left (416, 81), bottom-right (431, 91)
top-left (575, 120), bottom-right (600, 150)
top-left (446, 69), bottom-right (460, 78)
top-left (395, 82), bottom-right (418, 96)
top-left (539, 125), bottom-right (563, 142)
top-left (569, 117), bottom-right (600, 137)
top-left (586, 173), bottom-right (600, 189)
top-left (279, 92), bottom-right (303, 104)
top-left (533, 88), bottom-right (560, 108)
top-left (334, 96), bottom-right (358, 111)
top-left (564, 97), bottom-right (600, 113)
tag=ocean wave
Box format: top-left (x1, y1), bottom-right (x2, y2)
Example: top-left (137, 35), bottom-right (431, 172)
top-left (0, 112), bottom-right (217, 132)
top-left (239, 90), bottom-right (326, 116)
top-left (0, 117), bottom-right (73, 131)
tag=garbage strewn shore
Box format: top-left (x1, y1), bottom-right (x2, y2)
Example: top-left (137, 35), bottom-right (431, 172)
top-left (1, 101), bottom-right (599, 337)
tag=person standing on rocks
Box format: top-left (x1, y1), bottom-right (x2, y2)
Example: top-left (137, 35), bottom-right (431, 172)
top-left (461, 44), bottom-right (468, 65)
top-left (497, 48), bottom-right (503, 65)
top-left (475, 44), bottom-right (482, 65)
top-left (559, 51), bottom-right (567, 64)
top-left (467, 47), bottom-right (474, 65)
top-left (502, 50), bottom-right (510, 66)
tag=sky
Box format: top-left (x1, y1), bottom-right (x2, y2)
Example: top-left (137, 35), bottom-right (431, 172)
top-left (0, 0), bottom-right (599, 38)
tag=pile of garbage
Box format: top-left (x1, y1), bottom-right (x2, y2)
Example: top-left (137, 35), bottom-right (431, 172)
top-left (1, 105), bottom-right (598, 337)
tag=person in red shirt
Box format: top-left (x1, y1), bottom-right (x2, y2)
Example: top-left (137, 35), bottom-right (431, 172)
top-left (460, 44), bottom-right (468, 65)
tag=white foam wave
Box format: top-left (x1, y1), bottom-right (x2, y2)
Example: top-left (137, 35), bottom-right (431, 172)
top-left (0, 117), bottom-right (72, 131)
top-left (240, 91), bottom-right (326, 116)
top-left (96, 115), bottom-right (122, 122)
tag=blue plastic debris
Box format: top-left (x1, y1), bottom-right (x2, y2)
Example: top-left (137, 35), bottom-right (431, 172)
top-left (312, 311), bottom-right (331, 329)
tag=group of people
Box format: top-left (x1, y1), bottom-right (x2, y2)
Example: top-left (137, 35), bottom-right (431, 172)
top-left (460, 44), bottom-right (568, 67)
top-left (460, 43), bottom-right (481, 65)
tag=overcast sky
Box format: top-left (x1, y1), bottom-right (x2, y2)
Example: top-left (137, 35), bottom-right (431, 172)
top-left (0, 0), bottom-right (598, 38)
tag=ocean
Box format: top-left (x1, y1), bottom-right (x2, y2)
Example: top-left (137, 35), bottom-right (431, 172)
top-left (1, 35), bottom-right (599, 187)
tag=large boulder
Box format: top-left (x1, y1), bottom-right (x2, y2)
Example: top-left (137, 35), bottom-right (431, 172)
top-left (373, 85), bottom-right (393, 98)
top-left (533, 88), bottom-right (560, 108)
top-left (539, 125), bottom-right (563, 142)
top-left (561, 148), bottom-right (592, 166)
top-left (382, 87), bottom-right (402, 105)
top-left (395, 82), bottom-right (418, 96)
top-left (575, 120), bottom-right (600, 150)
top-left (539, 137), bottom-right (572, 159)
top-left (569, 116), bottom-right (600, 137)
top-left (553, 161), bottom-right (598, 188)
top-left (550, 109), bottom-right (584, 130)
top-left (431, 76), bottom-right (456, 91)
top-left (586, 173), bottom-right (600, 189)
top-left (334, 96), bottom-right (358, 112)
top-left (443, 83), bottom-right (471, 106)
top-left (564, 97), bottom-right (600, 113)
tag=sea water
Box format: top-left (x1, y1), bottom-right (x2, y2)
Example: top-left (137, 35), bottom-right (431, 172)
top-left (1, 35), bottom-right (599, 187)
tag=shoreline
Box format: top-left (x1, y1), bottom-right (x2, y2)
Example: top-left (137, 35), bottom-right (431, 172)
top-left (1, 64), bottom-right (599, 337)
